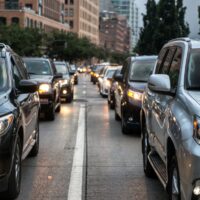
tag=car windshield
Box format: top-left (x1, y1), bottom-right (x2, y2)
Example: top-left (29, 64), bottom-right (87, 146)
top-left (129, 60), bottom-right (156, 82)
top-left (93, 65), bottom-right (105, 72)
top-left (69, 65), bottom-right (76, 71)
top-left (24, 60), bottom-right (53, 75)
top-left (187, 50), bottom-right (200, 90)
top-left (0, 58), bottom-right (8, 93)
top-left (105, 69), bottom-right (115, 78)
top-left (55, 63), bottom-right (69, 75)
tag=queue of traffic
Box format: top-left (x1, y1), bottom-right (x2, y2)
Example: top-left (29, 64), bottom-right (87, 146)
top-left (90, 38), bottom-right (200, 200)
top-left (0, 43), bottom-right (78, 199)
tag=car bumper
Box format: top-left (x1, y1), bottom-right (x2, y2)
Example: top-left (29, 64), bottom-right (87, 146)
top-left (177, 137), bottom-right (200, 200)
top-left (39, 93), bottom-right (54, 112)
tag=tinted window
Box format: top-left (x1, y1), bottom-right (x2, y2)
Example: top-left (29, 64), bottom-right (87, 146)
top-left (54, 63), bottom-right (69, 75)
top-left (105, 69), bottom-right (115, 78)
top-left (129, 60), bottom-right (156, 82)
top-left (0, 58), bottom-right (8, 93)
top-left (187, 49), bottom-right (200, 90)
top-left (24, 60), bottom-right (53, 75)
top-left (168, 48), bottom-right (182, 89)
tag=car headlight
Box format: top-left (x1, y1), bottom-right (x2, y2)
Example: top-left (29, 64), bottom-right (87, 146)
top-left (127, 89), bottom-right (142, 101)
top-left (39, 84), bottom-right (51, 94)
top-left (193, 116), bottom-right (200, 144)
top-left (0, 114), bottom-right (14, 136)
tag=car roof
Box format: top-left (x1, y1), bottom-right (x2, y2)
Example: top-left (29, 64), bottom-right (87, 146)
top-left (130, 55), bottom-right (158, 62)
top-left (23, 57), bottom-right (51, 62)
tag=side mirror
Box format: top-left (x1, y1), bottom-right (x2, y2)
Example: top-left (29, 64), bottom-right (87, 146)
top-left (114, 74), bottom-right (123, 82)
top-left (19, 80), bottom-right (38, 93)
top-left (54, 73), bottom-right (63, 79)
top-left (148, 74), bottom-right (171, 93)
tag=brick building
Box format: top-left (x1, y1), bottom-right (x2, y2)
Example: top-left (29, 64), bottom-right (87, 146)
top-left (99, 12), bottom-right (130, 53)
top-left (64, 0), bottom-right (99, 44)
top-left (0, 0), bottom-right (69, 32)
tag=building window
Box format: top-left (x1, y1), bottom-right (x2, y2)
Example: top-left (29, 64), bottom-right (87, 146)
top-left (69, 20), bottom-right (73, 29)
top-left (69, 8), bottom-right (74, 17)
top-left (65, 0), bottom-right (68, 4)
top-left (25, 4), bottom-right (32, 9)
top-left (0, 17), bottom-right (6, 25)
top-left (5, 0), bottom-right (19, 9)
top-left (11, 17), bottom-right (19, 25)
top-left (70, 0), bottom-right (74, 5)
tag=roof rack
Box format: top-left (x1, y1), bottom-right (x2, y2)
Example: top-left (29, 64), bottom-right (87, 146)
top-left (168, 37), bottom-right (191, 43)
top-left (0, 43), bottom-right (12, 50)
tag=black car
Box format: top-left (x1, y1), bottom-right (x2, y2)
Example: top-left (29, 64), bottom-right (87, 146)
top-left (54, 61), bottom-right (74, 102)
top-left (108, 66), bottom-right (122, 109)
top-left (23, 57), bottom-right (62, 120)
top-left (114, 56), bottom-right (157, 134)
top-left (0, 44), bottom-right (40, 199)
top-left (69, 64), bottom-right (78, 85)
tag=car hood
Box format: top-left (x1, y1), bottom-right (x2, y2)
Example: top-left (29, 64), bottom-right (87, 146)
top-left (129, 81), bottom-right (147, 93)
top-left (188, 91), bottom-right (200, 105)
top-left (29, 75), bottom-right (53, 84)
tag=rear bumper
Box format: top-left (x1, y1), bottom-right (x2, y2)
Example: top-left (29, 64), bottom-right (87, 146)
top-left (60, 85), bottom-right (73, 98)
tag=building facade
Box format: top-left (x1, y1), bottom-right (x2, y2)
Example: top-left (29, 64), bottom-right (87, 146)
top-left (64, 0), bottom-right (99, 44)
top-left (99, 12), bottom-right (130, 53)
top-left (0, 0), bottom-right (69, 32)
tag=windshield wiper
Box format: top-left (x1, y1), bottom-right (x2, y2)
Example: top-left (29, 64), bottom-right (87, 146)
top-left (129, 79), bottom-right (147, 83)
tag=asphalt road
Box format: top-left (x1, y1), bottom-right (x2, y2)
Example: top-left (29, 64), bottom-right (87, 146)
top-left (16, 74), bottom-right (168, 200)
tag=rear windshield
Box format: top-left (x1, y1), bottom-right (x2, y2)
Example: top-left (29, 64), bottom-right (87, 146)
top-left (105, 69), bottom-right (116, 78)
top-left (24, 60), bottom-right (53, 76)
top-left (54, 63), bottom-right (69, 75)
top-left (187, 50), bottom-right (200, 90)
top-left (129, 60), bottom-right (156, 82)
top-left (0, 58), bottom-right (8, 93)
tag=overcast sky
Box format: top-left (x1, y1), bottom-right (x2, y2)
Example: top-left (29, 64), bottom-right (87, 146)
top-left (135, 0), bottom-right (147, 28)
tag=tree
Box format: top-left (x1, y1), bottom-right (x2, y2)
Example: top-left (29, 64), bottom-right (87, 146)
top-left (0, 25), bottom-right (43, 56)
top-left (134, 0), bottom-right (158, 55)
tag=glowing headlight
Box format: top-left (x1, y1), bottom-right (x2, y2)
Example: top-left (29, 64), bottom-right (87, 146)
top-left (39, 84), bottom-right (51, 94)
top-left (193, 116), bottom-right (200, 144)
top-left (0, 114), bottom-right (14, 136)
top-left (127, 89), bottom-right (142, 101)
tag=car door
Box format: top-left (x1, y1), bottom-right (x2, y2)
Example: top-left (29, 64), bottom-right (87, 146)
top-left (151, 47), bottom-right (178, 161)
top-left (11, 55), bottom-right (36, 151)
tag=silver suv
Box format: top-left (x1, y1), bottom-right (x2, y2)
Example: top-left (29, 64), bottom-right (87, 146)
top-left (141, 38), bottom-right (200, 200)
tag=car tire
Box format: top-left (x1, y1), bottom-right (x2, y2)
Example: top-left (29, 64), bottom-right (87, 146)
top-left (47, 105), bottom-right (55, 121)
top-left (3, 136), bottom-right (22, 199)
top-left (114, 106), bottom-right (120, 121)
top-left (121, 111), bottom-right (129, 134)
top-left (29, 121), bottom-right (39, 157)
top-left (142, 122), bottom-right (156, 178)
top-left (168, 156), bottom-right (181, 200)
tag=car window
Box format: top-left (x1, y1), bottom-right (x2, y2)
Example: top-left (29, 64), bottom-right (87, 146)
top-left (11, 57), bottom-right (23, 89)
top-left (14, 55), bottom-right (28, 79)
top-left (24, 60), bottom-right (53, 76)
top-left (0, 58), bottom-right (9, 93)
top-left (129, 59), bottom-right (156, 82)
top-left (105, 69), bottom-right (115, 78)
top-left (157, 47), bottom-right (176, 74)
top-left (168, 47), bottom-right (182, 90)
top-left (155, 48), bottom-right (168, 73)
top-left (187, 49), bottom-right (200, 90)
top-left (54, 63), bottom-right (69, 75)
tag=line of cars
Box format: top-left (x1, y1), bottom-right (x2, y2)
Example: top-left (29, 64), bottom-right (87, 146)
top-left (93, 38), bottom-right (200, 200)
top-left (0, 43), bottom-right (78, 199)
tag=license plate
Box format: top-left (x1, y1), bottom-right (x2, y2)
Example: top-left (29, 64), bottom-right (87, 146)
top-left (40, 98), bottom-right (49, 104)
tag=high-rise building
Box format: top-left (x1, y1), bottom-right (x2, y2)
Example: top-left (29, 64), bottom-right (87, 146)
top-left (0, 0), bottom-right (69, 32)
top-left (99, 11), bottom-right (130, 53)
top-left (100, 0), bottom-right (113, 12)
top-left (64, 0), bottom-right (99, 44)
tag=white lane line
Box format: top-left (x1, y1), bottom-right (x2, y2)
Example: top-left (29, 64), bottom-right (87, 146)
top-left (67, 105), bottom-right (85, 200)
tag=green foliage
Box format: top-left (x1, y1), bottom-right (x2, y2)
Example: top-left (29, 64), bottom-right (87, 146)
top-left (0, 25), bottom-right (43, 56)
top-left (135, 0), bottom-right (190, 54)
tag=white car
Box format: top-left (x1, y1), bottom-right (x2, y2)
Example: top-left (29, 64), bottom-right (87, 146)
top-left (98, 67), bottom-right (119, 97)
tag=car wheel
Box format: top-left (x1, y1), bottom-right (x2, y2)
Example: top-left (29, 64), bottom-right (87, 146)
top-left (47, 105), bottom-right (55, 121)
top-left (29, 121), bottom-right (39, 157)
top-left (114, 106), bottom-right (120, 121)
top-left (3, 136), bottom-right (22, 199)
top-left (110, 95), bottom-right (115, 109)
top-left (121, 111), bottom-right (129, 134)
top-left (168, 156), bottom-right (181, 200)
top-left (142, 122), bottom-right (156, 178)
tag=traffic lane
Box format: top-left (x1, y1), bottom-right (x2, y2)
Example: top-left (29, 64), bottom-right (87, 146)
top-left (86, 83), bottom-right (168, 199)
top-left (17, 97), bottom-right (81, 199)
